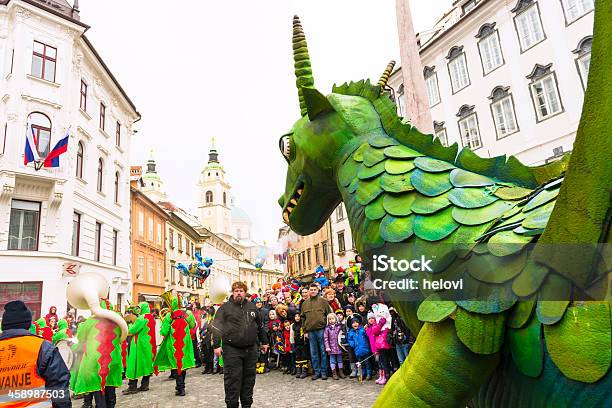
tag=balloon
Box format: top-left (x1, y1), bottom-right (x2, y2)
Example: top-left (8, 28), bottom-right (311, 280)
top-left (176, 251), bottom-right (214, 284)
top-left (210, 274), bottom-right (231, 304)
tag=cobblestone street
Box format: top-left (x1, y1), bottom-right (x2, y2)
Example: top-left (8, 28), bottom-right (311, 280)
top-left (113, 369), bottom-right (382, 408)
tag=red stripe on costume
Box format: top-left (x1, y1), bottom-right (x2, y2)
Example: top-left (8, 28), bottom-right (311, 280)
top-left (171, 310), bottom-right (187, 375)
top-left (145, 314), bottom-right (159, 375)
top-left (95, 319), bottom-right (116, 391)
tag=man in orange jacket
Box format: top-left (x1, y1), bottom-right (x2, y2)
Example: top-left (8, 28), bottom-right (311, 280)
top-left (0, 300), bottom-right (72, 407)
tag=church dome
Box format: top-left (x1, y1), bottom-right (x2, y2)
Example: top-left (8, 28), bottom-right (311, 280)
top-left (232, 207), bottom-right (251, 222)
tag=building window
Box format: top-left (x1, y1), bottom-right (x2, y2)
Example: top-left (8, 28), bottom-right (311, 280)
top-left (396, 83), bottom-right (405, 116)
top-left (191, 243), bottom-right (194, 256)
top-left (94, 222), bottom-right (102, 262)
top-left (223, 192), bottom-right (227, 206)
top-left (489, 86), bottom-right (519, 139)
top-left (96, 158), bottom-right (104, 192)
top-left (157, 223), bottom-right (162, 246)
top-left (28, 112), bottom-right (51, 158)
top-left (206, 190), bottom-right (213, 204)
top-left (423, 66), bottom-right (440, 107)
top-left (307, 248), bottom-right (312, 269)
top-left (80, 80), bottom-right (88, 112)
top-left (336, 204), bottom-right (344, 221)
top-left (561, 0), bottom-right (594, 24)
top-left (573, 36), bottom-right (592, 91)
top-left (72, 212), bottom-right (80, 256)
top-left (76, 142), bottom-right (84, 178)
top-left (476, 23), bottom-right (504, 75)
top-left (147, 259), bottom-right (154, 282)
top-left (169, 228), bottom-right (174, 248)
top-left (322, 242), bottom-right (328, 263)
top-left (158, 261), bottom-right (163, 284)
top-left (148, 218), bottom-right (154, 241)
top-left (446, 46), bottom-right (470, 93)
top-left (99, 103), bottom-right (106, 130)
top-left (186, 239), bottom-right (191, 256)
top-left (338, 231), bottom-right (346, 253)
top-left (463, 0), bottom-right (478, 14)
top-left (314, 244), bottom-right (320, 264)
top-left (138, 211), bottom-right (144, 237)
top-left (8, 200), bottom-right (40, 250)
top-left (112, 229), bottom-right (118, 266)
top-left (178, 234), bottom-right (183, 252)
top-left (434, 121), bottom-right (448, 146)
top-left (527, 64), bottom-right (563, 121)
top-left (116, 122), bottom-right (121, 147)
top-left (513, 0), bottom-right (545, 52)
top-left (457, 105), bottom-right (482, 150)
top-left (170, 262), bottom-right (176, 284)
top-left (137, 256), bottom-right (144, 280)
top-left (114, 172), bottom-right (120, 203)
top-left (31, 41), bottom-right (56, 82)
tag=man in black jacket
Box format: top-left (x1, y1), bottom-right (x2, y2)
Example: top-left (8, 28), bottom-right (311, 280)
top-left (212, 282), bottom-right (268, 408)
top-left (0, 300), bottom-right (71, 407)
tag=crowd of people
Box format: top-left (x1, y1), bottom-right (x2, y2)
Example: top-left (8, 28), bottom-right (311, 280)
top-left (191, 264), bottom-right (415, 385)
top-left (0, 261), bottom-right (415, 408)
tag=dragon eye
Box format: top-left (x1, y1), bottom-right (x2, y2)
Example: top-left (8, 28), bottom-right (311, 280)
top-left (279, 135), bottom-right (292, 160)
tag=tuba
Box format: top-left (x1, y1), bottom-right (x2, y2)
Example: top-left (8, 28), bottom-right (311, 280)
top-left (159, 289), bottom-right (173, 320)
top-left (66, 273), bottom-right (128, 342)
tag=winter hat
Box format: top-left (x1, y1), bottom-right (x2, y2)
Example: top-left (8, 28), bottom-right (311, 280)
top-left (1, 300), bottom-right (32, 331)
top-left (367, 312), bottom-right (375, 321)
top-left (253, 297), bottom-right (262, 304)
top-left (344, 305), bottom-right (355, 312)
top-left (349, 316), bottom-right (361, 326)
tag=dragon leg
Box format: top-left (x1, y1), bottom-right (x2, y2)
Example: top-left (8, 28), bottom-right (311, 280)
top-left (374, 319), bottom-right (499, 407)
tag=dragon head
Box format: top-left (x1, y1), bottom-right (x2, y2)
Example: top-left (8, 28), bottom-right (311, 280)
top-left (278, 16), bottom-right (391, 235)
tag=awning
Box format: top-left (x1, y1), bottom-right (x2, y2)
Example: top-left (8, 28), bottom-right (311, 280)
top-left (142, 295), bottom-right (161, 302)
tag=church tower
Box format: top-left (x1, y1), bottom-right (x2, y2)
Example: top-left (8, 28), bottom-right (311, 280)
top-left (197, 139), bottom-right (232, 235)
top-left (141, 150), bottom-right (168, 202)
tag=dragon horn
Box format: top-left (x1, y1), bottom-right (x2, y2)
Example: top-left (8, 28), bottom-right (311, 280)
top-left (377, 60), bottom-right (396, 88)
top-left (293, 15), bottom-right (315, 116)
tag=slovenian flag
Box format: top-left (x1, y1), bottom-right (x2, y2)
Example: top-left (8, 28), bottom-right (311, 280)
top-left (44, 132), bottom-right (69, 168)
top-left (24, 121), bottom-right (40, 165)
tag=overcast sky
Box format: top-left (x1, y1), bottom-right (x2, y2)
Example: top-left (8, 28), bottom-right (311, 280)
top-left (80, 0), bottom-right (452, 244)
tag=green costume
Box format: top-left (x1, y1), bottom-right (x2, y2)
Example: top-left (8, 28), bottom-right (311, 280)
top-left (52, 319), bottom-right (70, 344)
top-left (70, 300), bottom-right (123, 394)
top-left (126, 302), bottom-right (158, 379)
top-left (154, 297), bottom-right (196, 373)
top-left (278, 10), bottom-right (611, 407)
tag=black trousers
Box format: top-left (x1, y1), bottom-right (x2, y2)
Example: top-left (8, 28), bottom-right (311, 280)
top-left (193, 337), bottom-right (202, 366)
top-left (223, 344), bottom-right (258, 408)
top-left (86, 387), bottom-right (116, 408)
top-left (170, 369), bottom-right (187, 391)
top-left (127, 375), bottom-right (150, 389)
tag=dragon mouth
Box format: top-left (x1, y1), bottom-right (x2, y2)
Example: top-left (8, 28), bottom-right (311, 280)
top-left (282, 180), bottom-right (305, 225)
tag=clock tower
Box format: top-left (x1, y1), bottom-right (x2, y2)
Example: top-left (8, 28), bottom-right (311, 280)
top-left (197, 139), bottom-right (232, 235)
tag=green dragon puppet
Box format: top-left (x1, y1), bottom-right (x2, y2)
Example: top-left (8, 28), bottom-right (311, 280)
top-left (154, 296), bottom-right (196, 373)
top-left (126, 302), bottom-right (158, 380)
top-left (278, 6), bottom-right (611, 407)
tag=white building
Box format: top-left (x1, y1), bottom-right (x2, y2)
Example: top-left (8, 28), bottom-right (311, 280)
top-left (331, 203), bottom-right (357, 271)
top-left (389, 0), bottom-right (594, 165)
top-left (0, 0), bottom-right (140, 319)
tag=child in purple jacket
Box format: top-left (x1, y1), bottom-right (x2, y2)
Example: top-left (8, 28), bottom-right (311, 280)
top-left (323, 313), bottom-right (345, 379)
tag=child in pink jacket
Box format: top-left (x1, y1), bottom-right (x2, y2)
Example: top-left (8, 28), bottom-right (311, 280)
top-left (365, 311), bottom-right (392, 384)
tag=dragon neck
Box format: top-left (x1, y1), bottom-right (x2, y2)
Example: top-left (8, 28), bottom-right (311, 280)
top-left (335, 133), bottom-right (424, 337)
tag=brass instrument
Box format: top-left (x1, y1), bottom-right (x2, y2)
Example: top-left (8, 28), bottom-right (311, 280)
top-left (159, 289), bottom-right (174, 320)
top-left (66, 273), bottom-right (129, 341)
